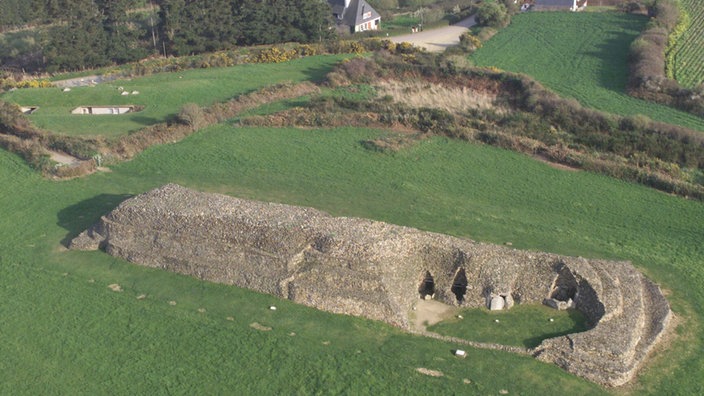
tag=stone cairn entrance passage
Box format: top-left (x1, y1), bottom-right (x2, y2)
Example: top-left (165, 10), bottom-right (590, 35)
top-left (70, 184), bottom-right (671, 387)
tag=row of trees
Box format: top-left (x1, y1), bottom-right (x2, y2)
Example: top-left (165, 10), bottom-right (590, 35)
top-left (159, 0), bottom-right (331, 55)
top-left (0, 0), bottom-right (332, 73)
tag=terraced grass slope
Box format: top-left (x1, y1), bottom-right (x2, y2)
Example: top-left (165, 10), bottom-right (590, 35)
top-left (0, 55), bottom-right (344, 137)
top-left (672, 0), bottom-right (704, 87)
top-left (1, 124), bottom-right (703, 394)
top-left (471, 12), bottom-right (704, 131)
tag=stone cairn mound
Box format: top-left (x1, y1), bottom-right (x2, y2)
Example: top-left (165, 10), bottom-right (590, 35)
top-left (70, 184), bottom-right (671, 387)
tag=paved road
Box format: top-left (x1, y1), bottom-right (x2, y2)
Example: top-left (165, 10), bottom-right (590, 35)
top-left (390, 16), bottom-right (476, 52)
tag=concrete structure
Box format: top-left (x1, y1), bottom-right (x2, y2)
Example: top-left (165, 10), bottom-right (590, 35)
top-left (70, 184), bottom-right (671, 387)
top-left (71, 106), bottom-right (136, 115)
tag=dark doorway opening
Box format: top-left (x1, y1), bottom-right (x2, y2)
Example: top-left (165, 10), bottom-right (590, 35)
top-left (551, 266), bottom-right (578, 302)
top-left (451, 268), bottom-right (468, 302)
top-left (418, 271), bottom-right (435, 299)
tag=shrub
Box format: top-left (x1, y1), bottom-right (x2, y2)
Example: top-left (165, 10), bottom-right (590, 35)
top-left (250, 47), bottom-right (297, 63)
top-left (419, 7), bottom-right (445, 25)
top-left (177, 103), bottom-right (207, 130)
top-left (620, 114), bottom-right (652, 131)
top-left (620, 1), bottom-right (645, 13)
top-left (337, 58), bottom-right (380, 83)
top-left (396, 41), bottom-right (416, 54)
top-left (46, 135), bottom-right (100, 160)
top-left (416, 108), bottom-right (456, 132)
top-left (498, 0), bottom-right (519, 15)
top-left (294, 44), bottom-right (320, 57)
top-left (53, 159), bottom-right (97, 178)
top-left (0, 100), bottom-right (35, 137)
top-left (459, 32), bottom-right (482, 52)
top-left (650, 0), bottom-right (679, 30)
top-left (475, 2), bottom-right (510, 29)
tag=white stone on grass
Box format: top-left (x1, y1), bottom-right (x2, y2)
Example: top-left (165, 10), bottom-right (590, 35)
top-left (269, 306), bottom-right (277, 311)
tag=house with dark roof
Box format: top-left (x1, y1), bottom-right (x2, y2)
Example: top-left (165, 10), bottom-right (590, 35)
top-left (532, 0), bottom-right (588, 11)
top-left (328, 0), bottom-right (381, 34)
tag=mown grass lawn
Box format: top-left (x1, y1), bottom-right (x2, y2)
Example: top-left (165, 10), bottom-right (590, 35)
top-left (428, 305), bottom-right (590, 349)
top-left (1, 122), bottom-right (703, 394)
top-left (0, 55), bottom-right (345, 137)
top-left (471, 11), bottom-right (704, 131)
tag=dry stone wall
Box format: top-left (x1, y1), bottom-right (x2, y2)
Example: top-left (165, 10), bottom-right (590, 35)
top-left (70, 184), bottom-right (671, 387)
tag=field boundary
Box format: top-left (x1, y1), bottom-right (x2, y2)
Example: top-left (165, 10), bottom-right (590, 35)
top-left (0, 82), bottom-right (321, 178)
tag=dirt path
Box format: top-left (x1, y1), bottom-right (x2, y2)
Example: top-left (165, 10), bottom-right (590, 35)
top-left (532, 155), bottom-right (581, 172)
top-left (409, 299), bottom-right (532, 355)
top-left (48, 150), bottom-right (81, 166)
top-left (390, 16), bottom-right (476, 52)
top-left (411, 299), bottom-right (458, 331)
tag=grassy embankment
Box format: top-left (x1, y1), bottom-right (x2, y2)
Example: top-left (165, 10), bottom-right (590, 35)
top-left (1, 120), bottom-right (703, 393)
top-left (0, 55), bottom-right (344, 137)
top-left (471, 11), bottom-right (704, 131)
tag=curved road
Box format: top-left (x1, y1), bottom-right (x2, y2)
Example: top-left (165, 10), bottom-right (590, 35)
top-left (390, 16), bottom-right (476, 52)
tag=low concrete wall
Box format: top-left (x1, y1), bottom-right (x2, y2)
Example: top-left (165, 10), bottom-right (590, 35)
top-left (71, 106), bottom-right (136, 115)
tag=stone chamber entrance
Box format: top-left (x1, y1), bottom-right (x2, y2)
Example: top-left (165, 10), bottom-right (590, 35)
top-left (418, 271), bottom-right (435, 299)
top-left (71, 105), bottom-right (140, 115)
top-left (451, 268), bottom-right (468, 303)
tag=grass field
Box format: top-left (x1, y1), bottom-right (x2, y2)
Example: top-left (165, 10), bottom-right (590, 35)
top-left (0, 55), bottom-right (345, 137)
top-left (1, 119), bottom-right (704, 394)
top-left (470, 12), bottom-right (704, 131)
top-left (428, 305), bottom-right (589, 348)
top-left (672, 0), bottom-right (704, 87)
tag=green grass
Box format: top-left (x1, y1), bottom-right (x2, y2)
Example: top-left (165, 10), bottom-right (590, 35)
top-left (428, 305), bottom-right (590, 348)
top-left (673, 0), bottom-right (704, 87)
top-left (377, 13), bottom-right (452, 37)
top-left (386, 14), bottom-right (421, 29)
top-left (471, 12), bottom-right (704, 131)
top-left (0, 55), bottom-right (345, 137)
top-left (1, 123), bottom-right (703, 394)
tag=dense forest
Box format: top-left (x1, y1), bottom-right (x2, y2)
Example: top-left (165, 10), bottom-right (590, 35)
top-left (0, 0), bottom-right (332, 72)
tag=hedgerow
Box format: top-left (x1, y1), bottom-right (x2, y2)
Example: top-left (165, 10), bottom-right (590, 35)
top-left (249, 53), bottom-right (704, 199)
